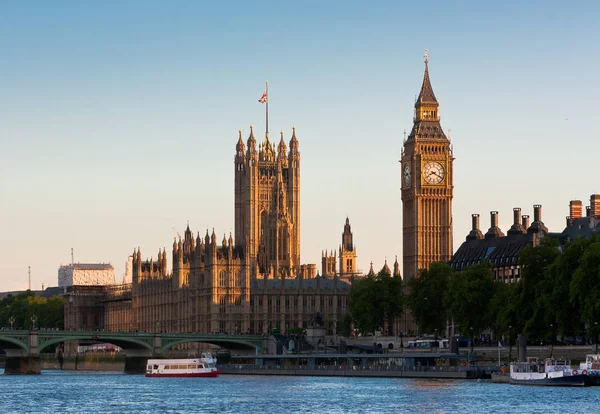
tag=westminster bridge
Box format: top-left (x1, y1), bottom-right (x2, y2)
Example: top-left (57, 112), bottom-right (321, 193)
top-left (0, 330), bottom-right (266, 374)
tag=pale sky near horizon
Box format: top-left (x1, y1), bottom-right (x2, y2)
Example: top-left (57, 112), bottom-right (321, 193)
top-left (1, 1), bottom-right (598, 292)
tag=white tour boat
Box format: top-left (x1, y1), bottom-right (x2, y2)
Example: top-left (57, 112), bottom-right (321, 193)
top-left (579, 354), bottom-right (600, 385)
top-left (510, 357), bottom-right (590, 387)
top-left (145, 353), bottom-right (219, 378)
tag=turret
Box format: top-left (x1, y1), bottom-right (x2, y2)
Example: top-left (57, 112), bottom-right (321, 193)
top-left (277, 130), bottom-right (287, 165)
top-left (236, 129), bottom-right (246, 159)
top-left (247, 124), bottom-right (257, 157)
top-left (288, 126), bottom-right (299, 157)
top-left (393, 256), bottom-right (400, 277)
top-left (381, 260), bottom-right (391, 276)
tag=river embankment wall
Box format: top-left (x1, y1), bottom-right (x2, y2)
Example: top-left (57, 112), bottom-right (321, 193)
top-left (219, 367), bottom-right (476, 379)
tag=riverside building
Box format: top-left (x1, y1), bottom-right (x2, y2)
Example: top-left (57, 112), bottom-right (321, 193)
top-left (65, 125), bottom-right (356, 335)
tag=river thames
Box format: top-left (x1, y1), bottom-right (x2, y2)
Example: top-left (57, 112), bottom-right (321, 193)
top-left (2, 371), bottom-right (600, 413)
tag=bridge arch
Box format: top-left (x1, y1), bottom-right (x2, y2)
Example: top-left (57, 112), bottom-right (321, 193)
top-left (37, 334), bottom-right (154, 354)
top-left (160, 338), bottom-right (262, 354)
top-left (0, 336), bottom-right (29, 354)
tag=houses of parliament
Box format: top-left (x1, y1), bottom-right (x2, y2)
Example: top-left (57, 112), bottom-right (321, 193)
top-left (64, 56), bottom-right (453, 336)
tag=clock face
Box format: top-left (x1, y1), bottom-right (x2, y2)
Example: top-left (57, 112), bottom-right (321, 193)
top-left (423, 161), bottom-right (445, 185)
top-left (403, 163), bottom-right (411, 186)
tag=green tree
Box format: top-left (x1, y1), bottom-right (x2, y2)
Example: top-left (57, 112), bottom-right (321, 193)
top-left (570, 237), bottom-right (600, 338)
top-left (0, 292), bottom-right (64, 330)
top-left (517, 237), bottom-right (560, 341)
top-left (445, 262), bottom-right (496, 340)
top-left (349, 274), bottom-right (380, 334)
top-left (407, 262), bottom-right (452, 335)
top-left (340, 313), bottom-right (353, 337)
top-left (348, 270), bottom-right (404, 335)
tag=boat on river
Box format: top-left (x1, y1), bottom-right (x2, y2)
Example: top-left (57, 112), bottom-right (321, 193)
top-left (579, 354), bottom-right (600, 385)
top-left (510, 358), bottom-right (590, 387)
top-left (145, 353), bottom-right (219, 378)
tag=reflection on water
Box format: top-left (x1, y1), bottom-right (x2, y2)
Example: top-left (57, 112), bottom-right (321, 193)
top-left (0, 371), bottom-right (599, 413)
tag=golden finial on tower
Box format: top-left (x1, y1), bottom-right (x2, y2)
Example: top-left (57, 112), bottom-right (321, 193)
top-left (424, 49), bottom-right (429, 64)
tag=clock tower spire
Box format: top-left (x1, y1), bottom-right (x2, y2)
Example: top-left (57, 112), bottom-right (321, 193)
top-left (401, 51), bottom-right (454, 280)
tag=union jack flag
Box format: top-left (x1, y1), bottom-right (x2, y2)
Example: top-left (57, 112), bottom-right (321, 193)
top-left (258, 92), bottom-right (268, 103)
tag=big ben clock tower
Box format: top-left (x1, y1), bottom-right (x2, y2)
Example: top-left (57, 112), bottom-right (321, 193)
top-left (401, 51), bottom-right (454, 279)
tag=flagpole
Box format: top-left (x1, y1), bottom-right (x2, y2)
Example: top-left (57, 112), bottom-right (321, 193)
top-left (265, 81), bottom-right (269, 138)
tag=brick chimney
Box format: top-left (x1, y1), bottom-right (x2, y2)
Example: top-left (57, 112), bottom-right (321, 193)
top-left (466, 214), bottom-right (484, 241)
top-left (522, 215), bottom-right (530, 230)
top-left (507, 207), bottom-right (526, 236)
top-left (528, 204), bottom-right (548, 235)
top-left (485, 211), bottom-right (504, 239)
top-left (570, 200), bottom-right (583, 220)
top-left (591, 194), bottom-right (600, 218)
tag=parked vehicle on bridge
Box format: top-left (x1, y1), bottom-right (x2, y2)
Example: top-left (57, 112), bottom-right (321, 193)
top-left (407, 338), bottom-right (449, 350)
top-left (145, 353), bottom-right (219, 378)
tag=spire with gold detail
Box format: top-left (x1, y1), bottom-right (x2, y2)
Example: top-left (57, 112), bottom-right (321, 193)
top-left (409, 49), bottom-right (447, 140)
top-left (367, 262), bottom-right (375, 277)
top-left (417, 49), bottom-right (438, 104)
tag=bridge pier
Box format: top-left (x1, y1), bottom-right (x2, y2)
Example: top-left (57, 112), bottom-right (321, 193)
top-left (4, 356), bottom-right (41, 375)
top-left (123, 349), bottom-right (153, 374)
top-left (124, 356), bottom-right (148, 374)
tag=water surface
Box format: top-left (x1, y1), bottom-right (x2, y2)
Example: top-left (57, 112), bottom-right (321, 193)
top-left (1, 370), bottom-right (599, 413)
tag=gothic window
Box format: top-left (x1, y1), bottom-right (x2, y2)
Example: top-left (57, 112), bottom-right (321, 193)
top-left (276, 297), bottom-right (281, 313)
top-left (219, 271), bottom-right (226, 287)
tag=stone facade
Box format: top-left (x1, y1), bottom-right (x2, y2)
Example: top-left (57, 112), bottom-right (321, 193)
top-left (58, 263), bottom-right (115, 288)
top-left (401, 55), bottom-right (454, 280)
top-left (65, 125), bottom-right (356, 336)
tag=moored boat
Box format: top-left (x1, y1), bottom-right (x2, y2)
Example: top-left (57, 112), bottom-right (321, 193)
top-left (145, 353), bottom-right (219, 378)
top-left (510, 358), bottom-right (590, 387)
top-left (579, 354), bottom-right (600, 385)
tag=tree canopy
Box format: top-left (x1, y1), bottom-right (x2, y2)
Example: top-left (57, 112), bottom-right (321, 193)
top-left (0, 291), bottom-right (64, 330)
top-left (349, 268), bottom-right (403, 335)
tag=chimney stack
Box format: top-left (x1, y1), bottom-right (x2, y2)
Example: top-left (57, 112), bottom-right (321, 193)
top-left (507, 207), bottom-right (527, 236)
top-left (586, 206), bottom-right (592, 217)
top-left (522, 215), bottom-right (530, 230)
top-left (533, 204), bottom-right (542, 223)
top-left (591, 194), bottom-right (600, 218)
top-left (566, 216), bottom-right (572, 227)
top-left (491, 211), bottom-right (499, 228)
top-left (485, 211), bottom-right (504, 239)
top-left (528, 204), bottom-right (548, 235)
top-left (466, 214), bottom-right (484, 241)
top-left (570, 200), bottom-right (583, 220)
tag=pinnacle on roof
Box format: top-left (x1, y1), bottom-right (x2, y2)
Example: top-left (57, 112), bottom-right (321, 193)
top-left (236, 129), bottom-right (245, 152)
top-left (416, 50), bottom-right (438, 104)
top-left (381, 259), bottom-right (391, 275)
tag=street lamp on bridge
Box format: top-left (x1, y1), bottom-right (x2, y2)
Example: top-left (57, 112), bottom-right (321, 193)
top-left (9, 316), bottom-right (15, 330)
top-left (31, 315), bottom-right (37, 330)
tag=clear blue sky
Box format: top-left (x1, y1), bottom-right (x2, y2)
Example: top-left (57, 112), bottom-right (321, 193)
top-left (1, 1), bottom-right (598, 291)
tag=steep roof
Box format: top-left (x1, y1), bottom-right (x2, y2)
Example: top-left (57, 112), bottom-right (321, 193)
top-left (416, 61), bottom-right (438, 103)
top-left (449, 234), bottom-right (531, 271)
